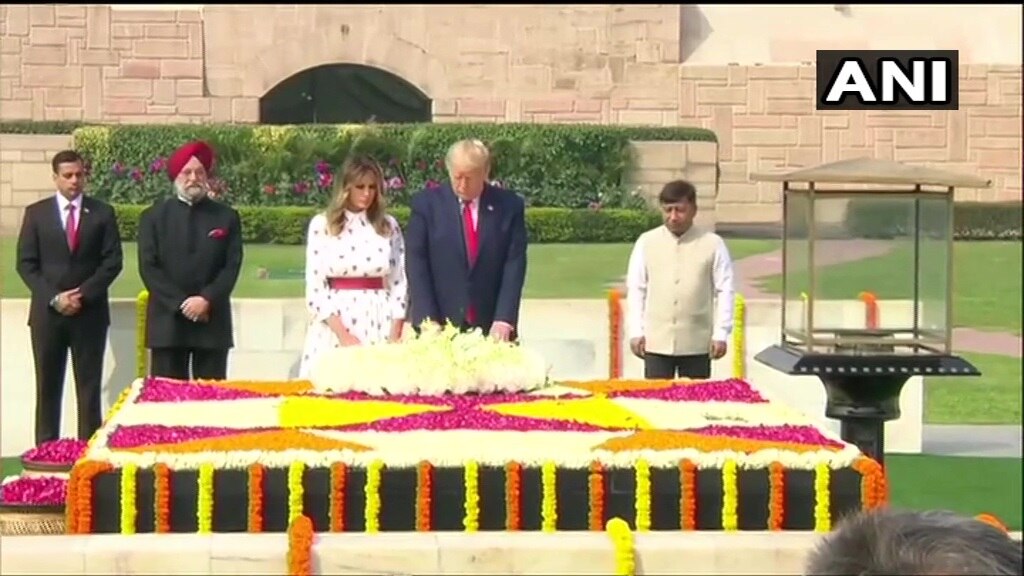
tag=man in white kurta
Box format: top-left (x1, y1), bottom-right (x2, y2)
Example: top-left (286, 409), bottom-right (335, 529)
top-left (625, 180), bottom-right (735, 379)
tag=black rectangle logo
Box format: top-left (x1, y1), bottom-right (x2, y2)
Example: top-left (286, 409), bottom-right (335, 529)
top-left (816, 50), bottom-right (959, 111)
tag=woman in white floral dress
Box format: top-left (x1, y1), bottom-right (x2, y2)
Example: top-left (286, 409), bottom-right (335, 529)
top-left (298, 156), bottom-right (408, 378)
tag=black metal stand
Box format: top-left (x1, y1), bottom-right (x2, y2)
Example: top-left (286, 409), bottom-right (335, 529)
top-left (755, 345), bottom-right (980, 467)
top-left (818, 374), bottom-right (910, 466)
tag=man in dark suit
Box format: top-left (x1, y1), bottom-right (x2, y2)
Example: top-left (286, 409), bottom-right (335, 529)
top-left (16, 149), bottom-right (124, 446)
top-left (405, 139), bottom-right (528, 341)
top-left (137, 140), bottom-right (243, 381)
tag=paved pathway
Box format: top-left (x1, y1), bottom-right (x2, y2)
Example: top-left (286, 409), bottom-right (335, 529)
top-left (922, 425), bottom-right (1022, 458)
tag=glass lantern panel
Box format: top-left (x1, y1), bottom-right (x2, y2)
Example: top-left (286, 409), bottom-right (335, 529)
top-left (812, 195), bottom-right (917, 336)
top-left (917, 196), bottom-right (952, 348)
top-left (783, 190), bottom-right (812, 342)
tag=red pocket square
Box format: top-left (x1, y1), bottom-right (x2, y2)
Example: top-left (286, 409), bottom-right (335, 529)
top-left (208, 228), bottom-right (227, 239)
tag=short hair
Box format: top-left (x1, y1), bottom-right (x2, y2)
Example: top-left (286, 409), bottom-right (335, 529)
top-left (51, 150), bottom-right (84, 174)
top-left (658, 180), bottom-right (697, 206)
top-left (804, 508), bottom-right (1023, 576)
top-left (445, 139), bottom-right (491, 173)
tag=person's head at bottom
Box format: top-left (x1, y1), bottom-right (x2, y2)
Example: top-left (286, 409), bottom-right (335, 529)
top-left (446, 139), bottom-right (491, 203)
top-left (805, 508), bottom-right (1022, 575)
top-left (167, 140), bottom-right (215, 203)
top-left (658, 180), bottom-right (698, 236)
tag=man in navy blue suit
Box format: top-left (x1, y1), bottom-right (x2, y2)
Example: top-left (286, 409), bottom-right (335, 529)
top-left (405, 139), bottom-right (528, 341)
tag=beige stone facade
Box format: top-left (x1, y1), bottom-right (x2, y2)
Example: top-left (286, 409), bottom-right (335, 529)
top-left (1, 4), bottom-right (1020, 223)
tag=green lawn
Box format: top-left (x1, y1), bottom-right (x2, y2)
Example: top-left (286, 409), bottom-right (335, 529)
top-left (0, 239), bottom-right (780, 300)
top-left (757, 241), bottom-right (1023, 333)
top-left (2, 454), bottom-right (1019, 530)
top-left (925, 352), bottom-right (1022, 425)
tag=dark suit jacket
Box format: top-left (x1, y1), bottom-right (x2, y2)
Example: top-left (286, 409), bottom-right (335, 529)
top-left (137, 197), bottom-right (243, 350)
top-left (405, 183), bottom-right (528, 333)
top-left (15, 195), bottom-right (123, 327)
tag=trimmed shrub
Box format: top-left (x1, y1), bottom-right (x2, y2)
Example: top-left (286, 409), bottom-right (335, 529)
top-left (112, 204), bottom-right (662, 245)
top-left (71, 123), bottom-right (715, 209)
top-left (845, 199), bottom-right (1022, 240)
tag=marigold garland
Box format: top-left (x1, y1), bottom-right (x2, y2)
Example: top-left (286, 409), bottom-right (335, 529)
top-left (247, 464), bottom-right (264, 532)
top-left (197, 462), bottom-right (214, 534)
top-left (859, 291), bottom-right (880, 329)
top-left (135, 290), bottom-right (149, 378)
top-left (605, 517), bottom-right (636, 576)
top-left (608, 288), bottom-right (623, 380)
top-left (813, 462), bottom-right (832, 532)
top-left (634, 459), bottom-right (651, 532)
top-left (119, 463), bottom-right (138, 534)
top-left (768, 462), bottom-right (785, 530)
top-left (721, 459), bottom-right (739, 531)
top-left (679, 459), bottom-right (697, 530)
top-left (328, 462), bottom-right (346, 532)
top-left (416, 461), bottom-right (433, 531)
top-left (288, 461), bottom-right (305, 525)
top-left (505, 462), bottom-right (522, 530)
top-left (463, 460), bottom-right (480, 532)
top-left (153, 463), bottom-right (171, 533)
top-left (588, 461), bottom-right (605, 531)
top-left (287, 514), bottom-right (315, 576)
top-left (67, 460), bottom-right (113, 534)
top-left (541, 461), bottom-right (558, 532)
top-left (732, 294), bottom-right (746, 379)
top-left (852, 457), bottom-right (887, 510)
top-left (364, 460), bottom-right (383, 533)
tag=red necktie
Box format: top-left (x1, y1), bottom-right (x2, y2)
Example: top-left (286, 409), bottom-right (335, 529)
top-left (66, 204), bottom-right (79, 252)
top-left (462, 200), bottom-right (478, 324)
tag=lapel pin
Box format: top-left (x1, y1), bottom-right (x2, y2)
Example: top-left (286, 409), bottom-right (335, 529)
top-left (83, 207), bottom-right (90, 214)
top-left (487, 204), bottom-right (494, 212)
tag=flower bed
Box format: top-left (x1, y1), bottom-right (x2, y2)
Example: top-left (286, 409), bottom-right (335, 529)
top-left (21, 438), bottom-right (88, 472)
top-left (0, 475), bottom-right (68, 511)
top-left (308, 323), bottom-right (551, 395)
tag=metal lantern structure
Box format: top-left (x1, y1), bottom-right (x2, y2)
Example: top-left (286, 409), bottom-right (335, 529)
top-left (750, 157), bottom-right (989, 466)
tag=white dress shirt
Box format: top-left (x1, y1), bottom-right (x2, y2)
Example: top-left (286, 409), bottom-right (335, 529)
top-left (55, 192), bottom-right (83, 231)
top-left (625, 228), bottom-right (736, 343)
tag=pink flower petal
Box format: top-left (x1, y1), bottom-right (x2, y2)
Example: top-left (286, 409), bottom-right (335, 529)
top-left (107, 425), bottom-right (268, 449)
top-left (0, 476), bottom-right (68, 507)
top-left (22, 438), bottom-right (88, 465)
top-left (689, 424), bottom-right (845, 449)
top-left (609, 379), bottom-right (767, 403)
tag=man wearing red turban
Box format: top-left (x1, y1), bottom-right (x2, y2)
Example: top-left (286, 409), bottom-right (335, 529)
top-left (136, 140), bottom-right (244, 380)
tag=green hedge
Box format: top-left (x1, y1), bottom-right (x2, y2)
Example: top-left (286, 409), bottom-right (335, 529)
top-left (66, 123), bottom-right (715, 210)
top-left (112, 204), bottom-right (663, 245)
top-left (0, 120), bottom-right (87, 134)
top-left (845, 200), bottom-right (1022, 240)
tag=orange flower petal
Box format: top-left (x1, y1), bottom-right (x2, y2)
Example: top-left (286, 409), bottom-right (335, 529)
top-left (120, 429), bottom-right (371, 454)
top-left (592, 430), bottom-right (841, 454)
top-left (559, 379), bottom-right (687, 395)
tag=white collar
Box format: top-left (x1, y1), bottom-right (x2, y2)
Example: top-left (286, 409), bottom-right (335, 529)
top-left (55, 192), bottom-right (83, 211)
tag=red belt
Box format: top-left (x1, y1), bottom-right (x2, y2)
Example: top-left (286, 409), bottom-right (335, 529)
top-left (327, 277), bottom-right (385, 290)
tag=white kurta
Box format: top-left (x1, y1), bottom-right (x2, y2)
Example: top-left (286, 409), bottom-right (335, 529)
top-left (298, 210), bottom-right (408, 377)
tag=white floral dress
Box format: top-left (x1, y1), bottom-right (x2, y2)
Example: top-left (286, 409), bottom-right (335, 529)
top-left (298, 210), bottom-right (408, 378)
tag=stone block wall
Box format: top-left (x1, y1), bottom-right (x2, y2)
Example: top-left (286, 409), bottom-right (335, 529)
top-left (626, 140), bottom-right (718, 228)
top-left (0, 5), bottom-right (253, 123)
top-left (0, 133), bottom-right (73, 231)
top-left (1, 4), bottom-right (1020, 225)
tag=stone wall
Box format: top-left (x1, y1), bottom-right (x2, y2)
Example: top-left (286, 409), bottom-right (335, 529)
top-left (0, 133), bottom-right (72, 231)
top-left (1, 4), bottom-right (1020, 224)
top-left (0, 134), bottom-right (717, 234)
